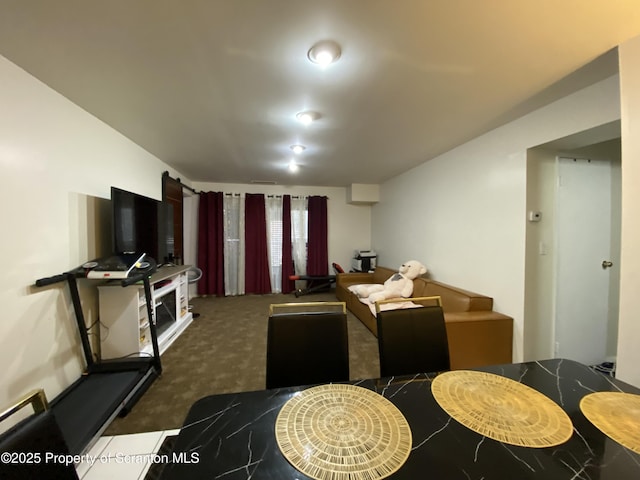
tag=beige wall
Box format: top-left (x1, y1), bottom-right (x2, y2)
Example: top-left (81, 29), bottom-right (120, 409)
top-left (373, 75), bottom-right (621, 365)
top-left (616, 35), bottom-right (640, 386)
top-left (524, 148), bottom-right (557, 360)
top-left (192, 182), bottom-right (372, 272)
top-left (0, 55), bottom-right (189, 425)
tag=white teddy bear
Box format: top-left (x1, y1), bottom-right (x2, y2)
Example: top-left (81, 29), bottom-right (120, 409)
top-left (355, 260), bottom-right (427, 304)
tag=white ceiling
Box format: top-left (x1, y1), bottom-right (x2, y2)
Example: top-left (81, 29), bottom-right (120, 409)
top-left (1, 1), bottom-right (640, 187)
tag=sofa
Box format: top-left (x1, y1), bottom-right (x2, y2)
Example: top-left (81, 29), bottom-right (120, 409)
top-left (336, 266), bottom-right (513, 370)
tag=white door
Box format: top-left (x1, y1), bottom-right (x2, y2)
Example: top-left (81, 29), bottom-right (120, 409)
top-left (554, 157), bottom-right (613, 366)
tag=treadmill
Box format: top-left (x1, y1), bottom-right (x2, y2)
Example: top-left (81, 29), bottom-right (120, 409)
top-left (34, 255), bottom-right (162, 455)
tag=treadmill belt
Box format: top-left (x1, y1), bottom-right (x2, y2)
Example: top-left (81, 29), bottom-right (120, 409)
top-left (51, 370), bottom-right (150, 455)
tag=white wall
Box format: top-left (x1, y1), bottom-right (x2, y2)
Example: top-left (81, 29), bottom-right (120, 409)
top-left (191, 182), bottom-right (372, 272)
top-left (373, 75), bottom-right (621, 364)
top-left (0, 55), bottom-right (190, 425)
top-left (616, 35), bottom-right (640, 386)
top-left (524, 148), bottom-right (557, 361)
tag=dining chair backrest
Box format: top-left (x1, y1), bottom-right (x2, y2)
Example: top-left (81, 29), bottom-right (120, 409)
top-left (266, 302), bottom-right (349, 389)
top-left (0, 389), bottom-right (79, 479)
top-left (376, 296), bottom-right (450, 378)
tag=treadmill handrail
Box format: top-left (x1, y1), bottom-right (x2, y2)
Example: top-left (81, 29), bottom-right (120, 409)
top-left (35, 273), bottom-right (72, 287)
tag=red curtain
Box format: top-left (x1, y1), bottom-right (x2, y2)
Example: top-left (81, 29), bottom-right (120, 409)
top-left (244, 193), bottom-right (272, 294)
top-left (281, 195), bottom-right (295, 293)
top-left (197, 191), bottom-right (225, 296)
top-left (307, 196), bottom-right (328, 275)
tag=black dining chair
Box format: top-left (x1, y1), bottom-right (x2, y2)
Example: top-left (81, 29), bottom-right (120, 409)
top-left (0, 389), bottom-right (79, 479)
top-left (266, 302), bottom-right (350, 389)
top-left (375, 296), bottom-right (450, 378)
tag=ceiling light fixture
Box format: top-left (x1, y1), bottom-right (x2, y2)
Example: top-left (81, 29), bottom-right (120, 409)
top-left (296, 111), bottom-right (320, 125)
top-left (307, 40), bottom-right (341, 66)
top-left (288, 159), bottom-right (299, 173)
top-left (290, 144), bottom-right (306, 154)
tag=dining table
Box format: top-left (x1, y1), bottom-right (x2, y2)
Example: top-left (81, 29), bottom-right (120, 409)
top-left (159, 358), bottom-right (640, 479)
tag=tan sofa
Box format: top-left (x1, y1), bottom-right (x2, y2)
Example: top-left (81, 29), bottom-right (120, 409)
top-left (336, 266), bottom-right (513, 370)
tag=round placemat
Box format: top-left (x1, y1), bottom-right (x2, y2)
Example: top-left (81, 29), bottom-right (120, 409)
top-left (431, 370), bottom-right (573, 448)
top-left (275, 384), bottom-right (412, 480)
top-left (580, 391), bottom-right (640, 453)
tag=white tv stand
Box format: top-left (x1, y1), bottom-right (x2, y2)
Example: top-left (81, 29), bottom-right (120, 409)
top-left (99, 265), bottom-right (193, 358)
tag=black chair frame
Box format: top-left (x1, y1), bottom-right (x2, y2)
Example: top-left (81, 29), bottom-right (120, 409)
top-left (266, 302), bottom-right (349, 389)
top-left (375, 296), bottom-right (450, 378)
top-left (0, 389), bottom-right (79, 479)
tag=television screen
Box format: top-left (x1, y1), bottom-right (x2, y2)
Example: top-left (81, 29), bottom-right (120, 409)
top-left (157, 201), bottom-right (175, 263)
top-left (112, 188), bottom-right (137, 254)
top-left (111, 187), bottom-right (174, 263)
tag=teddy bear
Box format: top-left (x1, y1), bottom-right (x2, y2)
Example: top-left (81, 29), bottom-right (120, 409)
top-left (355, 260), bottom-right (427, 303)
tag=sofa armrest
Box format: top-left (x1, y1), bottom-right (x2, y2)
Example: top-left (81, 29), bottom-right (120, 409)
top-left (443, 310), bottom-right (513, 369)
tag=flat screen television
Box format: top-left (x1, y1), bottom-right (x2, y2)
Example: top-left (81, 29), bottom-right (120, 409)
top-left (111, 187), bottom-right (174, 264)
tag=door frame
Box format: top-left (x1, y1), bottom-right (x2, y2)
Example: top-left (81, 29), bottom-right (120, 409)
top-left (552, 156), bottom-right (617, 365)
top-left (523, 139), bottom-right (621, 364)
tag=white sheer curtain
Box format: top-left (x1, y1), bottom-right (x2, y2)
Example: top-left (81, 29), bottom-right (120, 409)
top-left (291, 196), bottom-right (308, 277)
top-left (223, 194), bottom-right (245, 296)
top-left (183, 192), bottom-right (200, 299)
top-left (266, 196), bottom-right (283, 293)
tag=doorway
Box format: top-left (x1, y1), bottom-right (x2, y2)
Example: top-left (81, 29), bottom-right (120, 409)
top-left (524, 130), bottom-right (621, 365)
top-left (554, 156), bottom-right (617, 366)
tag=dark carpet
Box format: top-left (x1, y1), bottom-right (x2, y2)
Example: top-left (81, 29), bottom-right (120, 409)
top-left (105, 290), bottom-right (380, 435)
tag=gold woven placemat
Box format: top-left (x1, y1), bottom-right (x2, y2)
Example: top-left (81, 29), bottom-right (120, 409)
top-left (275, 384), bottom-right (412, 480)
top-left (580, 391), bottom-right (640, 453)
top-left (431, 370), bottom-right (573, 448)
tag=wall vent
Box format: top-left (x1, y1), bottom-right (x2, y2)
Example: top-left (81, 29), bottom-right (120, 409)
top-left (250, 180), bottom-right (277, 185)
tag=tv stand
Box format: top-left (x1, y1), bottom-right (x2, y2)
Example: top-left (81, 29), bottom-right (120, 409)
top-left (99, 265), bottom-right (193, 358)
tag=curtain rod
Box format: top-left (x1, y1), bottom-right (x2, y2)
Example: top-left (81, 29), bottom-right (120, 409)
top-left (265, 195), bottom-right (329, 199)
top-left (267, 195), bottom-right (306, 198)
top-left (223, 193), bottom-right (328, 199)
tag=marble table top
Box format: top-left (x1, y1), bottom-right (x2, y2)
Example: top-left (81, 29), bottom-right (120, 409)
top-left (160, 359), bottom-right (640, 479)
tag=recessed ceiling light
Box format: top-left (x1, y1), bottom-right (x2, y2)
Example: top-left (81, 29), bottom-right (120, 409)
top-left (290, 144), bottom-right (306, 154)
top-left (307, 40), bottom-right (341, 66)
top-left (296, 111), bottom-right (320, 125)
top-left (288, 159), bottom-right (299, 173)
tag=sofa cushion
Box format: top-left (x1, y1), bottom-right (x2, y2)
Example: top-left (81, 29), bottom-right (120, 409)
top-left (347, 284), bottom-right (375, 294)
top-left (372, 267), bottom-right (396, 284)
top-left (421, 281), bottom-right (493, 312)
top-left (355, 294), bottom-right (424, 317)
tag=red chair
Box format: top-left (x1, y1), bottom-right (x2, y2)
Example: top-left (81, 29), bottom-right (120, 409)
top-left (289, 263), bottom-right (345, 296)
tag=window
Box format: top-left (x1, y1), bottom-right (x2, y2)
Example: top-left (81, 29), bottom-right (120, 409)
top-left (291, 197), bottom-right (308, 276)
top-left (266, 196), bottom-right (283, 292)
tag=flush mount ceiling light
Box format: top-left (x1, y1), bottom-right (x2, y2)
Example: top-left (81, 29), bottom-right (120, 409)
top-left (290, 144), bottom-right (306, 154)
top-left (288, 159), bottom-right (299, 173)
top-left (296, 111), bottom-right (320, 125)
top-left (307, 40), bottom-right (341, 66)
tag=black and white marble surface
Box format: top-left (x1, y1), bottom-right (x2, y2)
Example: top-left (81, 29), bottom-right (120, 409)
top-left (160, 359), bottom-right (640, 479)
